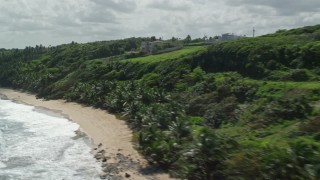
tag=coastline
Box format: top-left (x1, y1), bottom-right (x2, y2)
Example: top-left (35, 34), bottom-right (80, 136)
top-left (0, 88), bottom-right (172, 180)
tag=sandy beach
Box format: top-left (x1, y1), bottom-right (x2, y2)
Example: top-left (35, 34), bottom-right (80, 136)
top-left (0, 88), bottom-right (172, 180)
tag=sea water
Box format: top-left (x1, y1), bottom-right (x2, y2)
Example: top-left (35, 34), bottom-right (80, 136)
top-left (0, 98), bottom-right (102, 180)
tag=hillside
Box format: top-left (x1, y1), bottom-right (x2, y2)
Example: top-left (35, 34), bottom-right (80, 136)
top-left (0, 25), bottom-right (320, 179)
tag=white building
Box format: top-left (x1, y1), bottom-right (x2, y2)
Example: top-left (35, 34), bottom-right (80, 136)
top-left (221, 33), bottom-right (243, 41)
top-left (141, 41), bottom-right (161, 54)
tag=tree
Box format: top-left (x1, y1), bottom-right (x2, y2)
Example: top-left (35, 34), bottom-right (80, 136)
top-left (151, 36), bottom-right (157, 42)
top-left (184, 35), bottom-right (191, 44)
top-left (174, 127), bottom-right (236, 179)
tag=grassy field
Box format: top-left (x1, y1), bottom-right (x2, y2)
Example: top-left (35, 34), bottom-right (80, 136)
top-left (122, 46), bottom-right (207, 63)
top-left (250, 80), bottom-right (320, 99)
top-left (214, 72), bottom-right (320, 99)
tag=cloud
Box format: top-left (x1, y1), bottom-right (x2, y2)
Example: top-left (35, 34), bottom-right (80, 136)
top-left (78, 8), bottom-right (118, 24)
top-left (90, 0), bottom-right (137, 13)
top-left (0, 0), bottom-right (319, 48)
top-left (225, 0), bottom-right (320, 15)
top-left (146, 0), bottom-right (192, 11)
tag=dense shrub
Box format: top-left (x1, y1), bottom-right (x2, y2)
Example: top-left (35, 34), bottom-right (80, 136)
top-left (0, 25), bottom-right (320, 180)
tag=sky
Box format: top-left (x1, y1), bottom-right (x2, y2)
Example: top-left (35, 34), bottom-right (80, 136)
top-left (0, 0), bottom-right (319, 49)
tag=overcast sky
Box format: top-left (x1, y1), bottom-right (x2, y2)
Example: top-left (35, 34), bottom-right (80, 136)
top-left (0, 0), bottom-right (319, 48)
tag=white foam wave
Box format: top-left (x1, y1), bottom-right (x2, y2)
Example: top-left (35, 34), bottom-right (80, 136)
top-left (0, 99), bottom-right (102, 180)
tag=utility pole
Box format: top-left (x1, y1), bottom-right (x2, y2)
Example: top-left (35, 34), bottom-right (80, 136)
top-left (253, 27), bottom-right (255, 38)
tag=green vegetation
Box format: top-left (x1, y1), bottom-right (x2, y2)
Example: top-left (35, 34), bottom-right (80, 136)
top-left (0, 25), bottom-right (320, 179)
top-left (122, 46), bottom-right (206, 63)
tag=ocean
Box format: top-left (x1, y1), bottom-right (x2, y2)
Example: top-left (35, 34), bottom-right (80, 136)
top-left (0, 98), bottom-right (102, 180)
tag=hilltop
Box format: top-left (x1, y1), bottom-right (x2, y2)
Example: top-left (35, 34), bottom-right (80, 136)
top-left (0, 24), bottom-right (320, 179)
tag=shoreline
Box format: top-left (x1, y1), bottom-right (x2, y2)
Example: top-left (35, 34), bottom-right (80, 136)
top-left (0, 88), bottom-right (172, 180)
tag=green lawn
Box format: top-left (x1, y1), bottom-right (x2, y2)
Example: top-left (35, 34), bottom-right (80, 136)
top-left (122, 46), bottom-right (207, 63)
